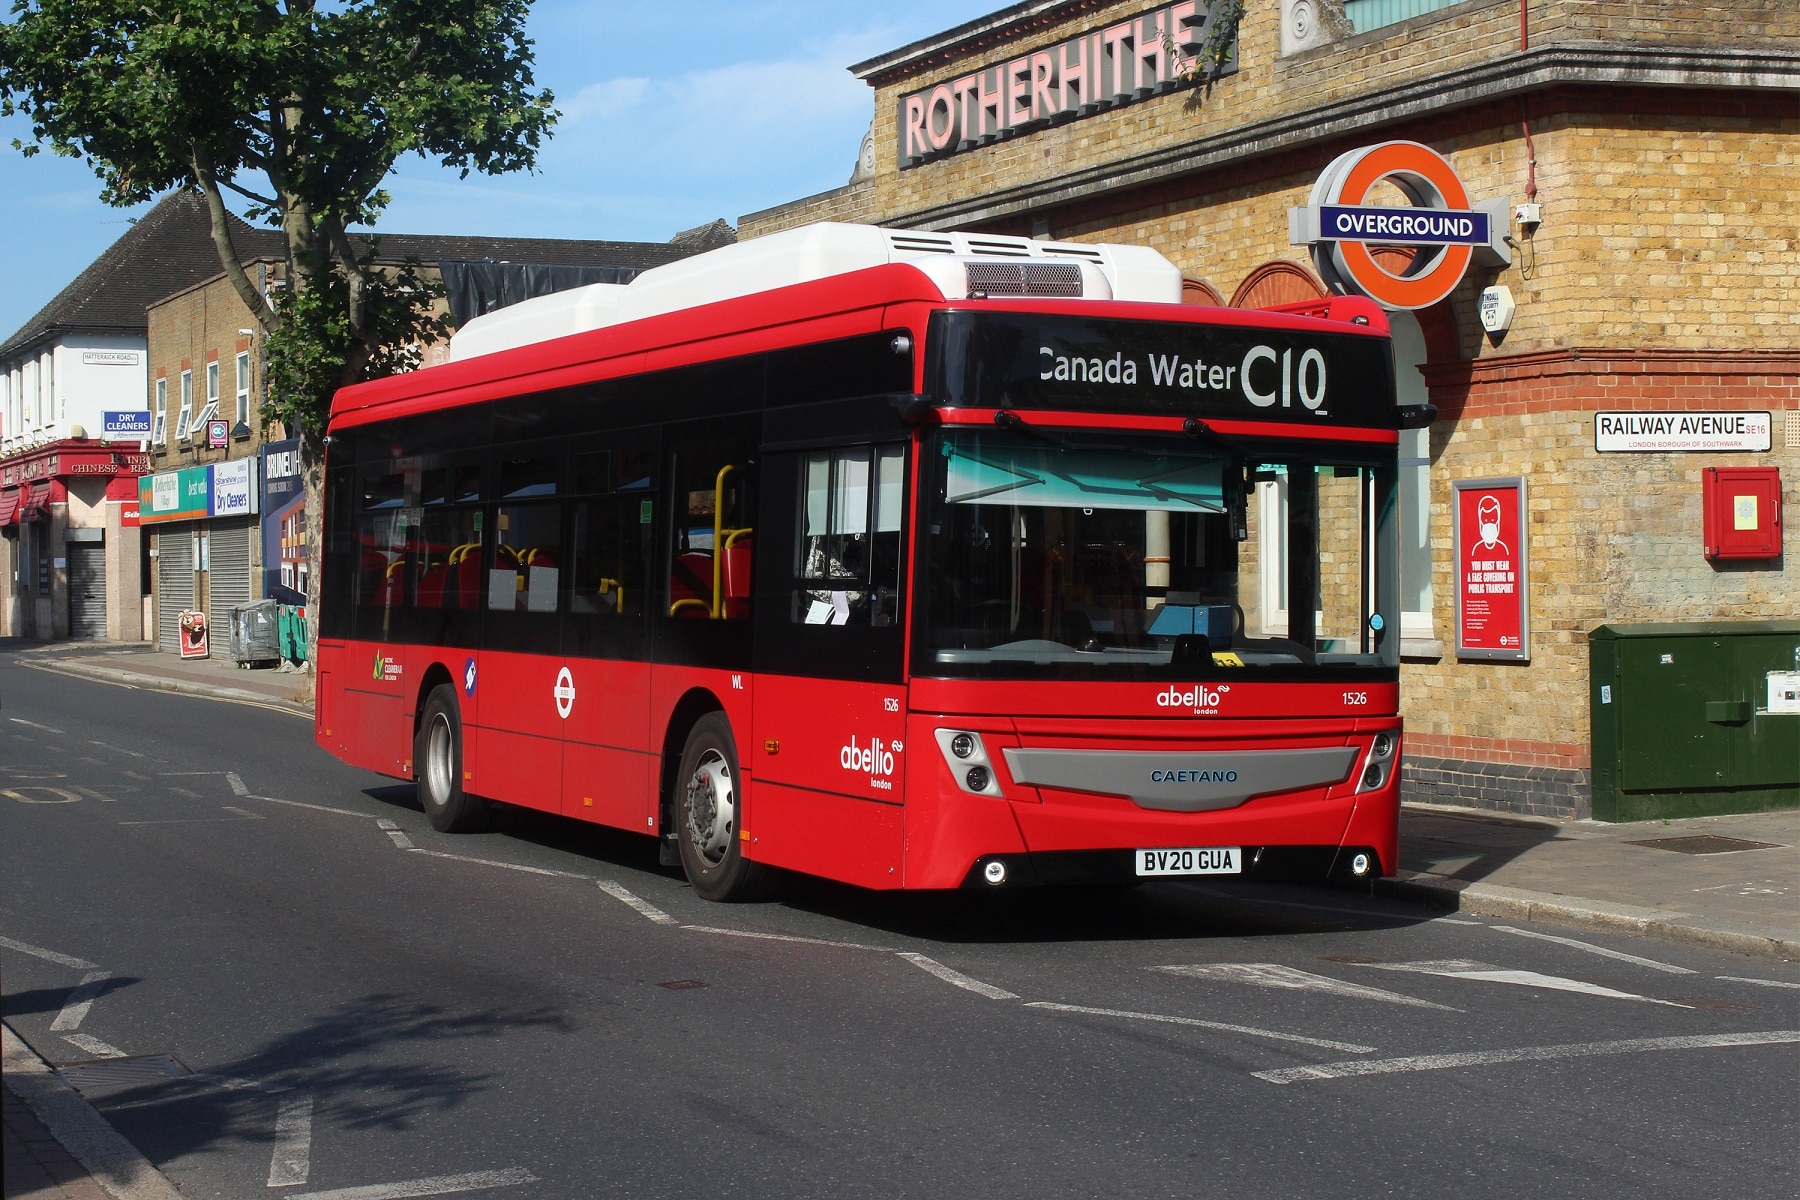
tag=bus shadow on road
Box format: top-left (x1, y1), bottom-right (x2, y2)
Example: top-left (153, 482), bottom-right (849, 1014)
top-left (354, 784), bottom-right (1440, 947)
top-left (766, 875), bottom-right (1437, 946)
top-left (360, 784), bottom-right (682, 881)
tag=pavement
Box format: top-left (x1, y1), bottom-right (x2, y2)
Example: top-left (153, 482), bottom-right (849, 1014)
top-left (3, 639), bottom-right (1796, 1196)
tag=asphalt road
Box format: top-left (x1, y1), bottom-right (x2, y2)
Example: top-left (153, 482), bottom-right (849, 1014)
top-left (3, 651), bottom-right (1797, 1200)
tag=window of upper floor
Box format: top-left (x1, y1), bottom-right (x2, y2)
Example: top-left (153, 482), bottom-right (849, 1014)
top-left (1283, 0), bottom-right (1480, 55)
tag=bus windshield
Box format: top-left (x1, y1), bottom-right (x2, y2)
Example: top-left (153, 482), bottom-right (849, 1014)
top-left (917, 425), bottom-right (1398, 678)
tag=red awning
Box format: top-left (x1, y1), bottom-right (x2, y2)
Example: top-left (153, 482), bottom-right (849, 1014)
top-left (15, 482), bottom-right (50, 523)
top-left (0, 487), bottom-right (18, 527)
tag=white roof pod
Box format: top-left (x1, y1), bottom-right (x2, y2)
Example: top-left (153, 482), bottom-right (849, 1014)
top-left (449, 222), bottom-right (1183, 361)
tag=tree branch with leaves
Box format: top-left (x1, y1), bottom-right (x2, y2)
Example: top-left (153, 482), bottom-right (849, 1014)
top-left (2, 0), bottom-right (556, 661)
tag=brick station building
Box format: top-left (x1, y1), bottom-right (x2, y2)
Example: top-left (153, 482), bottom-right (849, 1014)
top-left (743, 0), bottom-right (1798, 818)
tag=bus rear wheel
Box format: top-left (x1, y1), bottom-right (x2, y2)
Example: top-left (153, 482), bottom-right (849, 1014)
top-left (417, 684), bottom-right (489, 833)
top-left (675, 713), bottom-right (769, 902)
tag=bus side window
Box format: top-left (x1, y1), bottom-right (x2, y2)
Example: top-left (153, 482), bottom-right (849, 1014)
top-left (414, 462), bottom-right (483, 610)
top-left (795, 444), bottom-right (904, 626)
top-left (666, 421), bottom-right (757, 621)
top-left (355, 466), bottom-right (407, 637)
top-left (489, 503), bottom-right (561, 612)
top-left (490, 451), bottom-right (562, 613)
top-left (570, 495), bottom-right (648, 617)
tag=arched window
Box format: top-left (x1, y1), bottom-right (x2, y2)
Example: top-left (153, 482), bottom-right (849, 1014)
top-left (1229, 260), bottom-right (1326, 309)
top-left (1181, 277), bottom-right (1225, 306)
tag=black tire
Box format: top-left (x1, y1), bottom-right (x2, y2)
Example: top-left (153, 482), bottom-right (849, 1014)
top-left (416, 684), bottom-right (489, 833)
top-left (674, 713), bottom-right (769, 902)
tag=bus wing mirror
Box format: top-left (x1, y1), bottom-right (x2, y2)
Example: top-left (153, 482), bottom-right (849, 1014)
top-left (889, 394), bottom-right (937, 425)
top-left (1397, 404), bottom-right (1437, 429)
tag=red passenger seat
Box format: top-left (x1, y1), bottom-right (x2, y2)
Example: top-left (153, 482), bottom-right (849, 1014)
top-left (721, 535), bottom-right (752, 620)
top-left (670, 551), bottom-right (713, 617)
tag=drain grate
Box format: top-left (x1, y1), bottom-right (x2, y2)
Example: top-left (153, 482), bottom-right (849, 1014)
top-left (56, 1054), bottom-right (191, 1094)
top-left (1624, 835), bottom-right (1781, 855)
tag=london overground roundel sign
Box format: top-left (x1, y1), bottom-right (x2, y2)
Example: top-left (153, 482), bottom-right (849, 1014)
top-left (1288, 141), bottom-right (1510, 311)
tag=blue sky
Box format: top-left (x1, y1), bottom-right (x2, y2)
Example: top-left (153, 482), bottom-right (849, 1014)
top-left (0, 0), bottom-right (993, 342)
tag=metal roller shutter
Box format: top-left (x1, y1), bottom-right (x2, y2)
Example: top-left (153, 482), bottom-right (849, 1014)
top-left (208, 520), bottom-right (253, 638)
top-left (68, 543), bottom-right (108, 639)
top-left (156, 531), bottom-right (193, 653)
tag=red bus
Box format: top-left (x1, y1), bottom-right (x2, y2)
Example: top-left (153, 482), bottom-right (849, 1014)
top-left (316, 223), bottom-right (1408, 901)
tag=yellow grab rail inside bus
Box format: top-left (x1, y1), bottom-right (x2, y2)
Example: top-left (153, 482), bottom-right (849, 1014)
top-left (668, 462), bottom-right (752, 618)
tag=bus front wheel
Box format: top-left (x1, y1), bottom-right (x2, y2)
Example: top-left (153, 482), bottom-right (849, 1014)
top-left (676, 713), bottom-right (768, 902)
top-left (417, 685), bottom-right (489, 834)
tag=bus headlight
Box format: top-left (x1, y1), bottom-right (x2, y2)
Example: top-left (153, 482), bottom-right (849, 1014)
top-left (936, 729), bottom-right (1003, 796)
top-left (1356, 729), bottom-right (1399, 794)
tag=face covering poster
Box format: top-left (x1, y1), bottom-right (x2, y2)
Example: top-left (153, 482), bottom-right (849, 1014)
top-left (1454, 477), bottom-right (1529, 661)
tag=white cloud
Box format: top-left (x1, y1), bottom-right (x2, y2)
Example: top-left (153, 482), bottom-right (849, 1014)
top-left (562, 76), bottom-right (652, 122)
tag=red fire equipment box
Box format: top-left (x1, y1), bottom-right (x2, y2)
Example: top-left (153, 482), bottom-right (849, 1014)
top-left (1702, 466), bottom-right (1782, 560)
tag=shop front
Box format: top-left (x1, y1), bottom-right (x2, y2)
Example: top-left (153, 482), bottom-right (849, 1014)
top-left (742, 0), bottom-right (1798, 817)
top-left (0, 443), bottom-right (148, 640)
top-left (139, 458), bottom-right (259, 656)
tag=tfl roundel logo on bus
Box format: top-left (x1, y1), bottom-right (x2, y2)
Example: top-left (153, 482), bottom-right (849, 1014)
top-left (1288, 141), bottom-right (1510, 311)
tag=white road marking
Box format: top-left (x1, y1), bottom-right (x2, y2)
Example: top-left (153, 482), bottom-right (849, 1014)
top-left (1152, 963), bottom-right (1460, 1012)
top-left (90, 740), bottom-right (145, 757)
top-left (1358, 958), bottom-right (1690, 1006)
top-left (228, 771), bottom-right (250, 796)
top-left (376, 819), bottom-right (417, 851)
top-left (268, 1094), bottom-right (314, 1187)
top-left (1490, 925), bottom-right (1696, 974)
top-left (595, 880), bottom-right (678, 924)
top-left (0, 936), bottom-right (99, 970)
top-left (9, 717), bottom-right (66, 733)
top-left (415, 849), bottom-right (587, 879)
top-left (2, 1025), bottom-right (186, 1200)
top-left (254, 795), bottom-right (371, 819)
top-left (286, 1167), bottom-right (538, 1199)
top-left (681, 925), bottom-right (892, 952)
top-left (1435, 918), bottom-right (1484, 926)
top-left (121, 809), bottom-right (268, 825)
top-left (50, 970), bottom-right (113, 1031)
top-left (62, 1034), bottom-right (127, 1058)
top-left (1718, 975), bottom-right (1800, 990)
top-left (1027, 1002), bottom-right (1376, 1053)
top-left (897, 953), bottom-right (1020, 1000)
top-left (1253, 1030), bottom-right (1800, 1084)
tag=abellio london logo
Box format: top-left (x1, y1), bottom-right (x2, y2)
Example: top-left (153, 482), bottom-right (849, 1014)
top-left (841, 735), bottom-right (898, 791)
top-left (1156, 684), bottom-right (1230, 715)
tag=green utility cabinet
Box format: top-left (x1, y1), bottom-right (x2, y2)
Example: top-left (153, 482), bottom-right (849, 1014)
top-left (1589, 620), bottom-right (1800, 821)
top-left (277, 604), bottom-right (308, 666)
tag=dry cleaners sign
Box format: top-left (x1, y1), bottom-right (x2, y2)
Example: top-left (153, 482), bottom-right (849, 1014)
top-left (896, 2), bottom-right (1237, 167)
